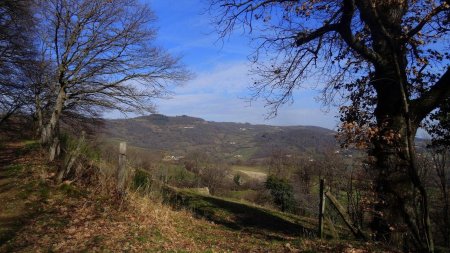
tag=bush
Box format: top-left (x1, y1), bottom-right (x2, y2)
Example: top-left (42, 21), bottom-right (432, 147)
top-left (133, 169), bottom-right (152, 190)
top-left (265, 175), bottom-right (296, 212)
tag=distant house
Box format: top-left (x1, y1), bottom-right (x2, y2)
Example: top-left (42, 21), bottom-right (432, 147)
top-left (163, 155), bottom-right (185, 161)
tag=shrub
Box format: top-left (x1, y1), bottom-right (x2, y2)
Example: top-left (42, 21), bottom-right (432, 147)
top-left (265, 175), bottom-right (296, 212)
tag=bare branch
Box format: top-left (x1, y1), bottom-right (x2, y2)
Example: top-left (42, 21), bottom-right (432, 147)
top-left (411, 67), bottom-right (450, 124)
top-left (404, 2), bottom-right (450, 41)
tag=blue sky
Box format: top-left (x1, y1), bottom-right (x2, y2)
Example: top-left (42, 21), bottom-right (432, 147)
top-left (129, 0), bottom-right (339, 129)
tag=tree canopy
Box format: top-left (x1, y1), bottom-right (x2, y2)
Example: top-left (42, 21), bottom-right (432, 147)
top-left (31, 0), bottom-right (191, 160)
top-left (0, 0), bottom-right (34, 124)
top-left (209, 0), bottom-right (449, 124)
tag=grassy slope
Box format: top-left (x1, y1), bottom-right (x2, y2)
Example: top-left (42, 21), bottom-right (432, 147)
top-left (164, 187), bottom-right (326, 238)
top-left (0, 140), bottom-right (397, 252)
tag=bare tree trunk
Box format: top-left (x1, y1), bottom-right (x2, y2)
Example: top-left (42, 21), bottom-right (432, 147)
top-left (41, 86), bottom-right (66, 161)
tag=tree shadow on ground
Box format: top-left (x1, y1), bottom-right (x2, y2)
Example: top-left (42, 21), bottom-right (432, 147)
top-left (165, 188), bottom-right (322, 241)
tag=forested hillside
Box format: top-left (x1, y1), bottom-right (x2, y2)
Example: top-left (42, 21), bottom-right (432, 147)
top-left (103, 114), bottom-right (337, 160)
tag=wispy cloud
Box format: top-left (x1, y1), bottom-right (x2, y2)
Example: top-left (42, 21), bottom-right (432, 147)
top-left (155, 61), bottom-right (339, 129)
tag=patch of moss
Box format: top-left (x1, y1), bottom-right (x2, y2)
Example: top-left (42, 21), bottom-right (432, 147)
top-left (151, 228), bottom-right (164, 242)
top-left (17, 185), bottom-right (33, 199)
top-left (58, 183), bottom-right (86, 198)
top-left (4, 164), bottom-right (24, 177)
top-left (38, 182), bottom-right (51, 199)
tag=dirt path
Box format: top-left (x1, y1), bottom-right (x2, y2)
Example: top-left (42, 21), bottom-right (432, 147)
top-left (0, 141), bottom-right (43, 247)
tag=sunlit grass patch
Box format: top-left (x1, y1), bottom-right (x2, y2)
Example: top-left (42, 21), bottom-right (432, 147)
top-left (8, 140), bottom-right (40, 157)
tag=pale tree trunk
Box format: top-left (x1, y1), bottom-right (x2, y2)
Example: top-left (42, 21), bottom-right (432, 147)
top-left (34, 93), bottom-right (44, 138)
top-left (41, 85), bottom-right (66, 161)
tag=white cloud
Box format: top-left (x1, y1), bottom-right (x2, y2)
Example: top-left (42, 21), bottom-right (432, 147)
top-left (155, 61), bottom-right (338, 129)
top-left (175, 61), bottom-right (251, 93)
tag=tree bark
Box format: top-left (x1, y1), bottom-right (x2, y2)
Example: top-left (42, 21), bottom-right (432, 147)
top-left (371, 59), bottom-right (433, 251)
top-left (41, 85), bottom-right (66, 161)
top-left (356, 3), bottom-right (435, 249)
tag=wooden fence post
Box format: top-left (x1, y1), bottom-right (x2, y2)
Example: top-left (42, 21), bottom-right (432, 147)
top-left (325, 191), bottom-right (367, 240)
top-left (318, 178), bottom-right (326, 239)
top-left (117, 142), bottom-right (127, 194)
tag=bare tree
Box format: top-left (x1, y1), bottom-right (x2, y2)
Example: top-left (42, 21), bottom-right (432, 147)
top-left (267, 149), bottom-right (295, 178)
top-left (34, 0), bottom-right (191, 160)
top-left (209, 1), bottom-right (449, 251)
top-left (201, 161), bottom-right (231, 195)
top-left (184, 151), bottom-right (231, 194)
top-left (0, 0), bottom-right (34, 125)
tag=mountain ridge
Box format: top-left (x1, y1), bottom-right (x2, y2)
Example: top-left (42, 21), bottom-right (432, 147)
top-left (102, 114), bottom-right (337, 161)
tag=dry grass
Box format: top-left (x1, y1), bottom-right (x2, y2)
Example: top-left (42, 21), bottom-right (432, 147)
top-left (0, 140), bottom-right (399, 253)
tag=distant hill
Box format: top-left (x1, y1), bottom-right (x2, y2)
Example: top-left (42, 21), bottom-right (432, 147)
top-left (102, 114), bottom-right (337, 161)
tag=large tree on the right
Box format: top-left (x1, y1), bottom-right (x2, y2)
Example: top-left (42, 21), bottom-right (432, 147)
top-left (209, 0), bottom-right (449, 251)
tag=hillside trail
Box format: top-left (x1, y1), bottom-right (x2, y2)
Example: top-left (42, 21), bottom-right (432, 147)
top-left (0, 141), bottom-right (36, 245)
